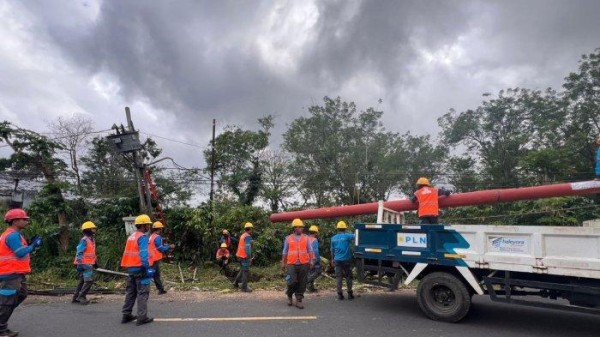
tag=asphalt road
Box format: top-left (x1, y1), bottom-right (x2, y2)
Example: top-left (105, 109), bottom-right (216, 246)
top-left (11, 290), bottom-right (600, 337)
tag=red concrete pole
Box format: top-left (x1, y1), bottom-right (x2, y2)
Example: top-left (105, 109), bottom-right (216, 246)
top-left (269, 180), bottom-right (600, 222)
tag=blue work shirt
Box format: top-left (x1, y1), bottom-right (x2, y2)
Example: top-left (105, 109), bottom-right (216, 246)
top-left (596, 147), bottom-right (600, 177)
top-left (331, 232), bottom-right (355, 262)
top-left (309, 236), bottom-right (320, 265)
top-left (126, 233), bottom-right (150, 274)
top-left (282, 234), bottom-right (314, 265)
top-left (0, 231), bottom-right (34, 280)
top-left (153, 234), bottom-right (170, 253)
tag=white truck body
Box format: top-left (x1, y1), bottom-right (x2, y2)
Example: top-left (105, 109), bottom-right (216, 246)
top-left (450, 224), bottom-right (600, 279)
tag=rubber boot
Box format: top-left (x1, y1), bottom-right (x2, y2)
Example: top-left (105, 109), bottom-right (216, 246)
top-left (121, 314), bottom-right (138, 324)
top-left (77, 281), bottom-right (93, 304)
top-left (295, 298), bottom-right (304, 309)
top-left (287, 296), bottom-right (293, 306)
top-left (136, 317), bottom-right (154, 326)
top-left (0, 329), bottom-right (19, 337)
top-left (337, 292), bottom-right (345, 300)
top-left (348, 291), bottom-right (355, 300)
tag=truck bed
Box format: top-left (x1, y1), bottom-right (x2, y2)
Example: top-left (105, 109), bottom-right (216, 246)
top-left (355, 223), bottom-right (600, 279)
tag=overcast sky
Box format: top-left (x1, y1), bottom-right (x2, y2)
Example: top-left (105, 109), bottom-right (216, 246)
top-left (1, 0), bottom-right (600, 175)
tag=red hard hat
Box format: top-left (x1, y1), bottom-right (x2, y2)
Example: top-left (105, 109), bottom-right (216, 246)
top-left (4, 209), bottom-right (30, 222)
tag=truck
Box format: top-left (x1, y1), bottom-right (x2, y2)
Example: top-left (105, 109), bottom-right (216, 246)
top-left (270, 180), bottom-right (600, 322)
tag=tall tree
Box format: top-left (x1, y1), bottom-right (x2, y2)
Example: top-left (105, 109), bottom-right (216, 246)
top-left (204, 117), bottom-right (271, 205)
top-left (438, 88), bottom-right (565, 188)
top-left (563, 48), bottom-right (600, 180)
top-left (48, 115), bottom-right (94, 193)
top-left (283, 96), bottom-right (429, 206)
top-left (0, 121), bottom-right (71, 252)
top-left (259, 150), bottom-right (293, 212)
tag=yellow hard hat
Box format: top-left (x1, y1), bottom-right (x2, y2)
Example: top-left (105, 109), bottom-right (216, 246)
top-left (220, 243), bottom-right (228, 248)
top-left (309, 225), bottom-right (319, 233)
top-left (152, 221), bottom-right (164, 229)
top-left (291, 218), bottom-right (304, 227)
top-left (134, 214), bottom-right (152, 225)
top-left (81, 221), bottom-right (97, 231)
top-left (416, 177), bottom-right (430, 186)
top-left (244, 222), bottom-right (254, 229)
top-left (336, 221), bottom-right (348, 229)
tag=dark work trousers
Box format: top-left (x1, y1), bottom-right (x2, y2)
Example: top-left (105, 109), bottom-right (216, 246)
top-left (306, 264), bottom-right (322, 290)
top-left (285, 264), bottom-right (309, 300)
top-left (0, 275), bottom-right (27, 332)
top-left (419, 216), bottom-right (439, 224)
top-left (73, 266), bottom-right (94, 301)
top-left (233, 258), bottom-right (250, 290)
top-left (122, 273), bottom-right (151, 319)
top-left (153, 261), bottom-right (165, 292)
top-left (335, 260), bottom-right (353, 294)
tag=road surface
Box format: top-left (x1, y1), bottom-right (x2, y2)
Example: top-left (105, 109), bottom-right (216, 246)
top-left (12, 289), bottom-right (599, 336)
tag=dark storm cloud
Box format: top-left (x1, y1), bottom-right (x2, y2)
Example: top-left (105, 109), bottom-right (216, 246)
top-left (10, 0), bottom-right (600, 142)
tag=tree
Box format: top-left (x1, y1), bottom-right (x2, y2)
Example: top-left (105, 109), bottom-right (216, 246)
top-left (259, 150), bottom-right (293, 212)
top-left (283, 96), bottom-right (441, 206)
top-left (204, 117), bottom-right (271, 205)
top-left (48, 115), bottom-right (93, 194)
top-left (563, 48), bottom-right (600, 180)
top-left (0, 121), bottom-right (71, 252)
top-left (438, 88), bottom-right (565, 188)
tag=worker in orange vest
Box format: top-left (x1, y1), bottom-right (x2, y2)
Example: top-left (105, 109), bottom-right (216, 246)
top-left (281, 218), bottom-right (314, 309)
top-left (149, 221), bottom-right (174, 295)
top-left (0, 208), bottom-right (42, 337)
top-left (72, 221), bottom-right (97, 305)
top-left (233, 222), bottom-right (254, 292)
top-left (120, 214), bottom-right (155, 326)
top-left (410, 177), bottom-right (451, 224)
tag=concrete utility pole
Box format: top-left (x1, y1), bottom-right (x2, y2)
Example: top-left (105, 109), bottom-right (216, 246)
top-left (124, 107), bottom-right (149, 215)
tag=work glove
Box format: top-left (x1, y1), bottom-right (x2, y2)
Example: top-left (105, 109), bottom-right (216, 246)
top-left (29, 235), bottom-right (40, 245)
top-left (30, 236), bottom-right (43, 248)
top-left (145, 267), bottom-right (156, 278)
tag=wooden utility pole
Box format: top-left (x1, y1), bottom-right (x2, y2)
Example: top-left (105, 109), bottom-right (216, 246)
top-left (209, 119), bottom-right (216, 224)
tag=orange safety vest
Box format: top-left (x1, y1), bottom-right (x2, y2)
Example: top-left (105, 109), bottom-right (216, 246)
top-left (0, 228), bottom-right (31, 275)
top-left (149, 233), bottom-right (162, 263)
top-left (236, 232), bottom-right (251, 258)
top-left (414, 186), bottom-right (440, 217)
top-left (285, 234), bottom-right (310, 265)
top-left (73, 236), bottom-right (96, 265)
top-left (120, 231), bottom-right (144, 268)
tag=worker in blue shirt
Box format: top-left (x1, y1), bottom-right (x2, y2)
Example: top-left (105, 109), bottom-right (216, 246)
top-left (0, 208), bottom-right (42, 337)
top-left (149, 221), bottom-right (174, 295)
top-left (72, 221), bottom-right (98, 305)
top-left (120, 214), bottom-right (155, 326)
top-left (233, 222), bottom-right (254, 292)
top-left (331, 220), bottom-right (355, 300)
top-left (595, 136), bottom-right (600, 180)
top-left (306, 225), bottom-right (322, 293)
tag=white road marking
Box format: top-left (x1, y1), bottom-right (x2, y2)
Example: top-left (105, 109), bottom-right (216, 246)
top-left (155, 316), bottom-right (318, 322)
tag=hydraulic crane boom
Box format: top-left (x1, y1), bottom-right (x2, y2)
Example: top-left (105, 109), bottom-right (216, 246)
top-left (269, 180), bottom-right (600, 222)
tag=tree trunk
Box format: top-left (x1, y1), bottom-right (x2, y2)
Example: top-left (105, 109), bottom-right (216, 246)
top-left (58, 211), bottom-right (69, 253)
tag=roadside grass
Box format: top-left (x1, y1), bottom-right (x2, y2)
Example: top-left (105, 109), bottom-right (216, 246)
top-left (27, 262), bottom-right (340, 293)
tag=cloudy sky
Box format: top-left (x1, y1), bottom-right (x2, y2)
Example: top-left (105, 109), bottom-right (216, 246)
top-left (1, 0), bottom-right (600, 174)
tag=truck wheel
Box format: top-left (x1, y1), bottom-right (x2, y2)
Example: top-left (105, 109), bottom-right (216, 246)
top-left (416, 272), bottom-right (471, 323)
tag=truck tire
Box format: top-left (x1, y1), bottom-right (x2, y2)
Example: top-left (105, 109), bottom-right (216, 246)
top-left (416, 272), bottom-right (471, 323)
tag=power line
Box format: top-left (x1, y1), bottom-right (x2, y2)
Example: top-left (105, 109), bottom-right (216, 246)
top-left (138, 131), bottom-right (204, 148)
